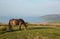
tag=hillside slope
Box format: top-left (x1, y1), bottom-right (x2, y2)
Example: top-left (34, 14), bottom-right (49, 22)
top-left (41, 14), bottom-right (60, 23)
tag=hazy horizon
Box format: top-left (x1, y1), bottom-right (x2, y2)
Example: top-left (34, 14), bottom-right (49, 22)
top-left (0, 0), bottom-right (60, 17)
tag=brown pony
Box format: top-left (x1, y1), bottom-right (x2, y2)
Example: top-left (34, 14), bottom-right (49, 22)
top-left (8, 19), bottom-right (27, 31)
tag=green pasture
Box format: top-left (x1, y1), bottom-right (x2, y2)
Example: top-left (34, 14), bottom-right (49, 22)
top-left (0, 25), bottom-right (60, 39)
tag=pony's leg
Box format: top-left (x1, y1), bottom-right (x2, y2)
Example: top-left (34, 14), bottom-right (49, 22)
top-left (8, 22), bottom-right (13, 31)
top-left (19, 25), bottom-right (22, 30)
top-left (8, 25), bottom-right (12, 31)
top-left (19, 23), bottom-right (22, 30)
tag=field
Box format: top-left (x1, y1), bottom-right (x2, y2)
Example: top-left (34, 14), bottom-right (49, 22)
top-left (0, 23), bottom-right (60, 39)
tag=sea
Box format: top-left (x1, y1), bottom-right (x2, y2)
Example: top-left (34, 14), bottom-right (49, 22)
top-left (0, 16), bottom-right (45, 24)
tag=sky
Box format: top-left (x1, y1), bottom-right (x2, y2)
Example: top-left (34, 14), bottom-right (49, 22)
top-left (0, 0), bottom-right (60, 17)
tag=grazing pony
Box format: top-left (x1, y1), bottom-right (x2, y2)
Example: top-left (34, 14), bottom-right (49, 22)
top-left (8, 19), bottom-right (27, 31)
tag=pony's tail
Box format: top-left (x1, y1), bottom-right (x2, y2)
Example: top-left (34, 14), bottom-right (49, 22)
top-left (8, 22), bottom-right (12, 31)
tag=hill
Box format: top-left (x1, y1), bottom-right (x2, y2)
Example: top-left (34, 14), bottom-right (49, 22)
top-left (41, 14), bottom-right (60, 23)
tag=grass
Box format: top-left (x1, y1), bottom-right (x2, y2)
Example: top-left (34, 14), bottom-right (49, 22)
top-left (0, 25), bottom-right (60, 39)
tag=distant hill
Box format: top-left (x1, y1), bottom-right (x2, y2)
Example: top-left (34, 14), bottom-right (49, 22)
top-left (41, 14), bottom-right (60, 23)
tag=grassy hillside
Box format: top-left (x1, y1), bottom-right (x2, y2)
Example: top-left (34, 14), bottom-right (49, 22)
top-left (0, 25), bottom-right (60, 39)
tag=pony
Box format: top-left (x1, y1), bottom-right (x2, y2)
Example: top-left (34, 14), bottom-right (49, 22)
top-left (8, 19), bottom-right (27, 31)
